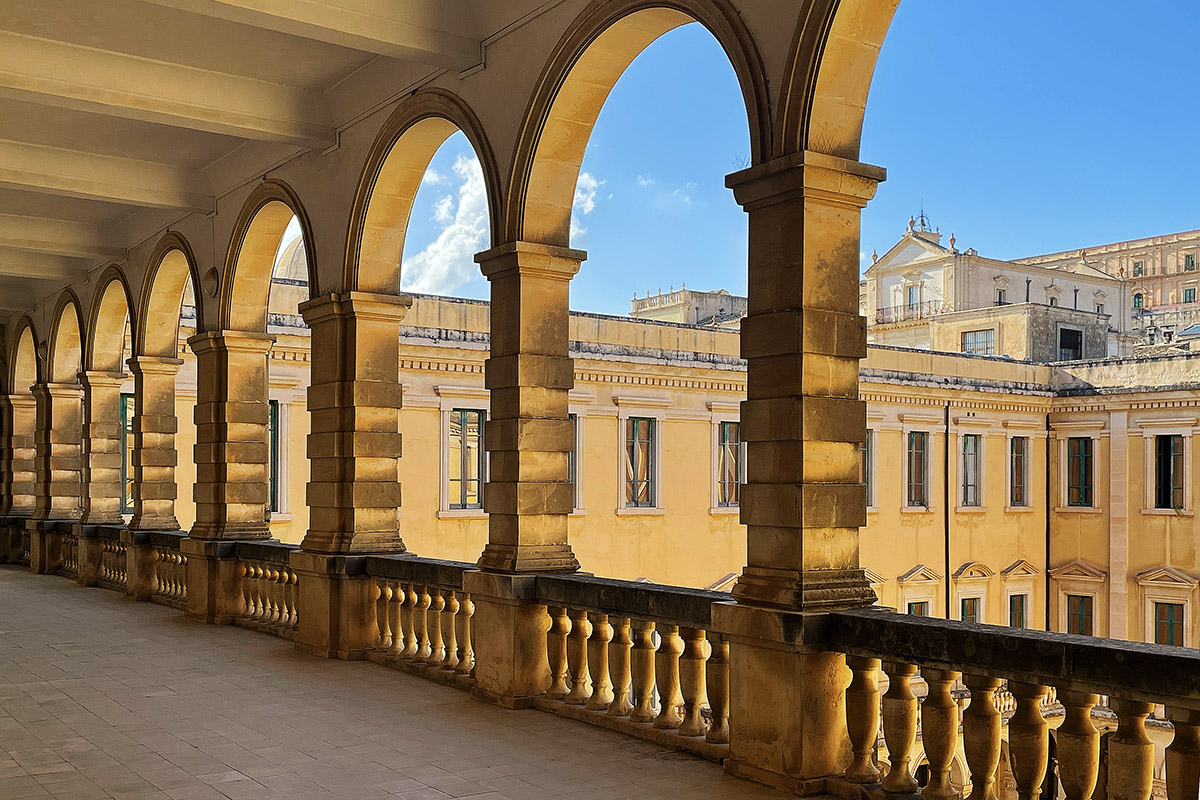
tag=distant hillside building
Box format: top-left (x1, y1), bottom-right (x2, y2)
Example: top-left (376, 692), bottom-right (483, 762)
top-left (630, 285), bottom-right (746, 329)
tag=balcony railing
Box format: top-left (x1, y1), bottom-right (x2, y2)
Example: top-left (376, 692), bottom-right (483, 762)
top-left (875, 300), bottom-right (944, 324)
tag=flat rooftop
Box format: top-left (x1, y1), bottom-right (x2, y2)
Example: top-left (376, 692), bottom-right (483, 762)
top-left (0, 565), bottom-right (786, 800)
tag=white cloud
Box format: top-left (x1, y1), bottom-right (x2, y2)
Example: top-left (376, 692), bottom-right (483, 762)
top-left (636, 174), bottom-right (656, 187)
top-left (401, 154), bottom-right (488, 295)
top-left (570, 171), bottom-right (604, 239)
top-left (422, 168), bottom-right (446, 186)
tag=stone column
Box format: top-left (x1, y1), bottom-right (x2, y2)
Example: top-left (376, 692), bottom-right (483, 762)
top-left (31, 382), bottom-right (84, 521)
top-left (712, 151), bottom-right (884, 793)
top-left (79, 371), bottom-right (126, 525)
top-left (292, 292), bottom-right (410, 659)
top-left (183, 330), bottom-right (272, 625)
top-left (465, 241), bottom-right (582, 708)
top-left (128, 356), bottom-right (183, 531)
top-left (1, 394), bottom-right (37, 561)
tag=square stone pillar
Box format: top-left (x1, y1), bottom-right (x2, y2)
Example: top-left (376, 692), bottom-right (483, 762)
top-left (187, 331), bottom-right (273, 541)
top-left (122, 530), bottom-right (157, 601)
top-left (467, 242), bottom-right (582, 709)
top-left (291, 292), bottom-right (410, 660)
top-left (80, 372), bottom-right (126, 525)
top-left (127, 356), bottom-right (184, 531)
top-left (713, 151), bottom-right (885, 793)
top-left (0, 394), bottom-right (38, 518)
top-left (31, 382), bottom-right (84, 521)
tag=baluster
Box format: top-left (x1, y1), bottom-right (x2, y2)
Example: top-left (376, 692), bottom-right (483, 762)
top-left (248, 566), bottom-right (262, 619)
top-left (427, 588), bottom-right (445, 665)
top-left (546, 607), bottom-right (571, 700)
top-left (442, 592), bottom-right (459, 670)
top-left (284, 569), bottom-right (297, 627)
top-left (564, 609), bottom-right (592, 705)
top-left (963, 675), bottom-right (1004, 800)
top-left (585, 613), bottom-right (614, 711)
top-left (653, 624), bottom-right (684, 730)
top-left (240, 562), bottom-right (252, 617)
top-left (883, 662), bottom-right (916, 796)
top-left (270, 568), bottom-right (284, 624)
top-left (387, 581), bottom-right (404, 656)
top-left (376, 581), bottom-right (392, 651)
top-left (400, 583), bottom-right (418, 658)
top-left (846, 656), bottom-right (882, 783)
top-left (608, 617), bottom-right (634, 717)
top-left (1057, 690), bottom-right (1100, 800)
top-left (630, 620), bottom-right (657, 723)
top-left (413, 585), bottom-right (432, 661)
top-left (1009, 682), bottom-right (1051, 800)
top-left (921, 668), bottom-right (961, 800)
top-left (179, 555), bottom-right (188, 601)
top-left (455, 594), bottom-right (474, 675)
top-left (1109, 699), bottom-right (1155, 800)
top-left (705, 634), bottom-right (730, 744)
top-left (677, 628), bottom-right (709, 737)
top-left (1165, 708), bottom-right (1200, 800)
top-left (168, 553), bottom-right (179, 599)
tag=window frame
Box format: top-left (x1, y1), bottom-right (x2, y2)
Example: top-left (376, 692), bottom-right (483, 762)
top-left (1057, 324), bottom-right (1084, 361)
top-left (1155, 602), bottom-right (1186, 646)
top-left (1008, 593), bottom-right (1028, 629)
top-left (435, 385), bottom-right (491, 518)
top-left (1066, 593), bottom-right (1095, 636)
top-left (1009, 435), bottom-right (1030, 508)
top-left (268, 399), bottom-right (280, 514)
top-left (1186, 287), bottom-right (1197, 304)
top-left (1138, 420), bottom-right (1195, 515)
top-left (714, 420), bottom-right (741, 509)
top-left (960, 328), bottom-right (996, 356)
top-left (1064, 436), bottom-right (1095, 508)
top-left (1133, 260), bottom-right (1145, 278)
top-left (1186, 253), bottom-right (1196, 272)
top-left (447, 408), bottom-right (487, 511)
top-left (960, 596), bottom-right (981, 624)
top-left (861, 428), bottom-right (875, 510)
top-left (906, 430), bottom-right (930, 508)
top-left (119, 391), bottom-right (135, 515)
top-left (615, 396), bottom-right (668, 515)
top-left (959, 432), bottom-right (983, 508)
top-left (1138, 568), bottom-right (1196, 647)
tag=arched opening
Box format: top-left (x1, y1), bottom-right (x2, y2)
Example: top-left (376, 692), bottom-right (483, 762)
top-left (84, 270), bottom-right (134, 525)
top-left (48, 294), bottom-right (83, 385)
top-left (5, 321), bottom-right (40, 515)
top-left (38, 295), bottom-right (86, 519)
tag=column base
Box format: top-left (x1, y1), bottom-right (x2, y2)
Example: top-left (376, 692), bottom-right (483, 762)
top-left (188, 522), bottom-right (271, 541)
top-left (290, 550), bottom-right (376, 660)
top-left (463, 570), bottom-right (551, 709)
top-left (712, 600), bottom-right (853, 794)
top-left (72, 524), bottom-right (102, 586)
top-left (129, 515), bottom-right (181, 533)
top-left (476, 543), bottom-right (579, 574)
top-left (731, 567), bottom-right (876, 610)
top-left (121, 530), bottom-right (158, 601)
top-left (181, 538), bottom-right (243, 624)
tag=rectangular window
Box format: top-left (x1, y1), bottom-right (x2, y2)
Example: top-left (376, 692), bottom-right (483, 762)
top-left (961, 434), bottom-right (981, 507)
top-left (1009, 594), bottom-right (1027, 629)
top-left (961, 329), bottom-right (995, 356)
top-left (908, 601), bottom-right (929, 617)
top-left (906, 285), bottom-right (919, 309)
top-left (907, 431), bottom-right (928, 507)
top-left (860, 430), bottom-right (874, 508)
top-left (1096, 304), bottom-right (1104, 314)
top-left (1010, 436), bottom-right (1029, 507)
top-left (268, 400), bottom-right (280, 513)
top-left (961, 597), bottom-right (980, 624)
top-left (119, 392), bottom-right (135, 514)
top-left (448, 409), bottom-right (485, 510)
top-left (1155, 602), bottom-right (1185, 646)
top-left (1067, 594), bottom-right (1094, 635)
top-left (1049, 297), bottom-right (1058, 307)
top-left (996, 289), bottom-right (1008, 305)
top-left (1067, 437), bottom-right (1094, 507)
top-left (1058, 328), bottom-right (1083, 361)
top-left (717, 421), bottom-right (740, 508)
top-left (568, 413), bottom-right (578, 510)
top-left (625, 417), bottom-right (656, 508)
top-left (1186, 288), bottom-right (1197, 304)
top-left (1133, 260), bottom-right (1145, 277)
top-left (1155, 434), bottom-right (1185, 510)
top-left (1186, 253), bottom-right (1196, 271)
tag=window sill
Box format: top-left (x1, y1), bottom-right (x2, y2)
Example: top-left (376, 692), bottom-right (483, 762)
top-left (1004, 505), bottom-right (1036, 513)
top-left (438, 509), bottom-right (488, 520)
top-left (900, 505), bottom-right (935, 515)
top-left (616, 506), bottom-right (666, 517)
top-left (709, 506), bottom-right (740, 516)
top-left (866, 506), bottom-right (880, 515)
top-left (955, 506), bottom-right (988, 514)
top-left (268, 513), bottom-right (293, 523)
top-left (1141, 508), bottom-right (1194, 517)
top-left (1054, 506), bottom-right (1103, 515)
top-left (569, 509), bottom-right (588, 517)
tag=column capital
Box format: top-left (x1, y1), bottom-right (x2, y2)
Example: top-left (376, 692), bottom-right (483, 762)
top-left (30, 382), bottom-right (85, 400)
top-left (725, 151), bottom-right (886, 212)
top-left (299, 291), bottom-right (413, 327)
top-left (186, 329), bottom-right (274, 357)
top-left (126, 355), bottom-right (184, 377)
top-left (2, 393), bottom-right (37, 411)
top-left (475, 241), bottom-right (587, 282)
top-left (80, 370), bottom-right (126, 390)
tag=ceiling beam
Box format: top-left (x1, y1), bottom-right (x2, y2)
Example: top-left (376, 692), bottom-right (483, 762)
top-left (0, 249), bottom-right (85, 281)
top-left (0, 214), bottom-right (125, 260)
top-left (144, 0), bottom-right (481, 71)
top-left (0, 31), bottom-right (336, 150)
top-left (0, 139), bottom-right (214, 213)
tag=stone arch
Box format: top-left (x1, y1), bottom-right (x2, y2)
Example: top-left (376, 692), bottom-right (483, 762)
top-left (9, 317), bottom-right (40, 392)
top-left (86, 265), bottom-right (135, 373)
top-left (138, 232), bottom-right (204, 358)
top-left (219, 180), bottom-right (316, 332)
top-left (345, 89), bottom-right (502, 294)
top-left (778, 0), bottom-right (901, 159)
top-left (505, 0), bottom-right (770, 246)
top-left (47, 289), bottom-right (85, 384)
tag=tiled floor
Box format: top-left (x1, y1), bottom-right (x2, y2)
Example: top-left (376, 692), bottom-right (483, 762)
top-left (0, 566), bottom-right (788, 799)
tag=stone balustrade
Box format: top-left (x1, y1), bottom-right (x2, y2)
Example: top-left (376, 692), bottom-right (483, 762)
top-left (96, 530), bottom-right (127, 591)
top-left (146, 532), bottom-right (188, 609)
top-left (827, 609), bottom-right (1200, 800)
top-left (235, 541), bottom-right (300, 639)
top-left (533, 574), bottom-right (731, 761)
top-left (365, 554), bottom-right (476, 687)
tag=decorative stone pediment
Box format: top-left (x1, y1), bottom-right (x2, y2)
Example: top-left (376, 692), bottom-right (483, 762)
top-left (863, 567), bottom-right (886, 587)
top-left (898, 564), bottom-right (942, 585)
top-left (1135, 566), bottom-right (1199, 589)
top-left (952, 561), bottom-right (994, 581)
top-left (1001, 559), bottom-right (1040, 578)
top-left (993, 275), bottom-right (1010, 289)
top-left (1049, 560), bottom-right (1106, 582)
top-left (706, 572), bottom-right (739, 592)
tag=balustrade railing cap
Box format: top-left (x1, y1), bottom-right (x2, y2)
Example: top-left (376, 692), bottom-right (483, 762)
top-left (536, 573), bottom-right (728, 629)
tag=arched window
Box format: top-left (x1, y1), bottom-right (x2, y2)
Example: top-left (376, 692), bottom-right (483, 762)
top-left (1134, 293), bottom-right (1144, 308)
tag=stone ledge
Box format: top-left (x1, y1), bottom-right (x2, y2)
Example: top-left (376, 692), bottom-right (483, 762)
top-left (532, 698), bottom-right (730, 763)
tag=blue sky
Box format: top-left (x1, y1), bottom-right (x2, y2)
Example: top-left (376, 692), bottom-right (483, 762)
top-left (398, 1), bottom-right (1200, 315)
